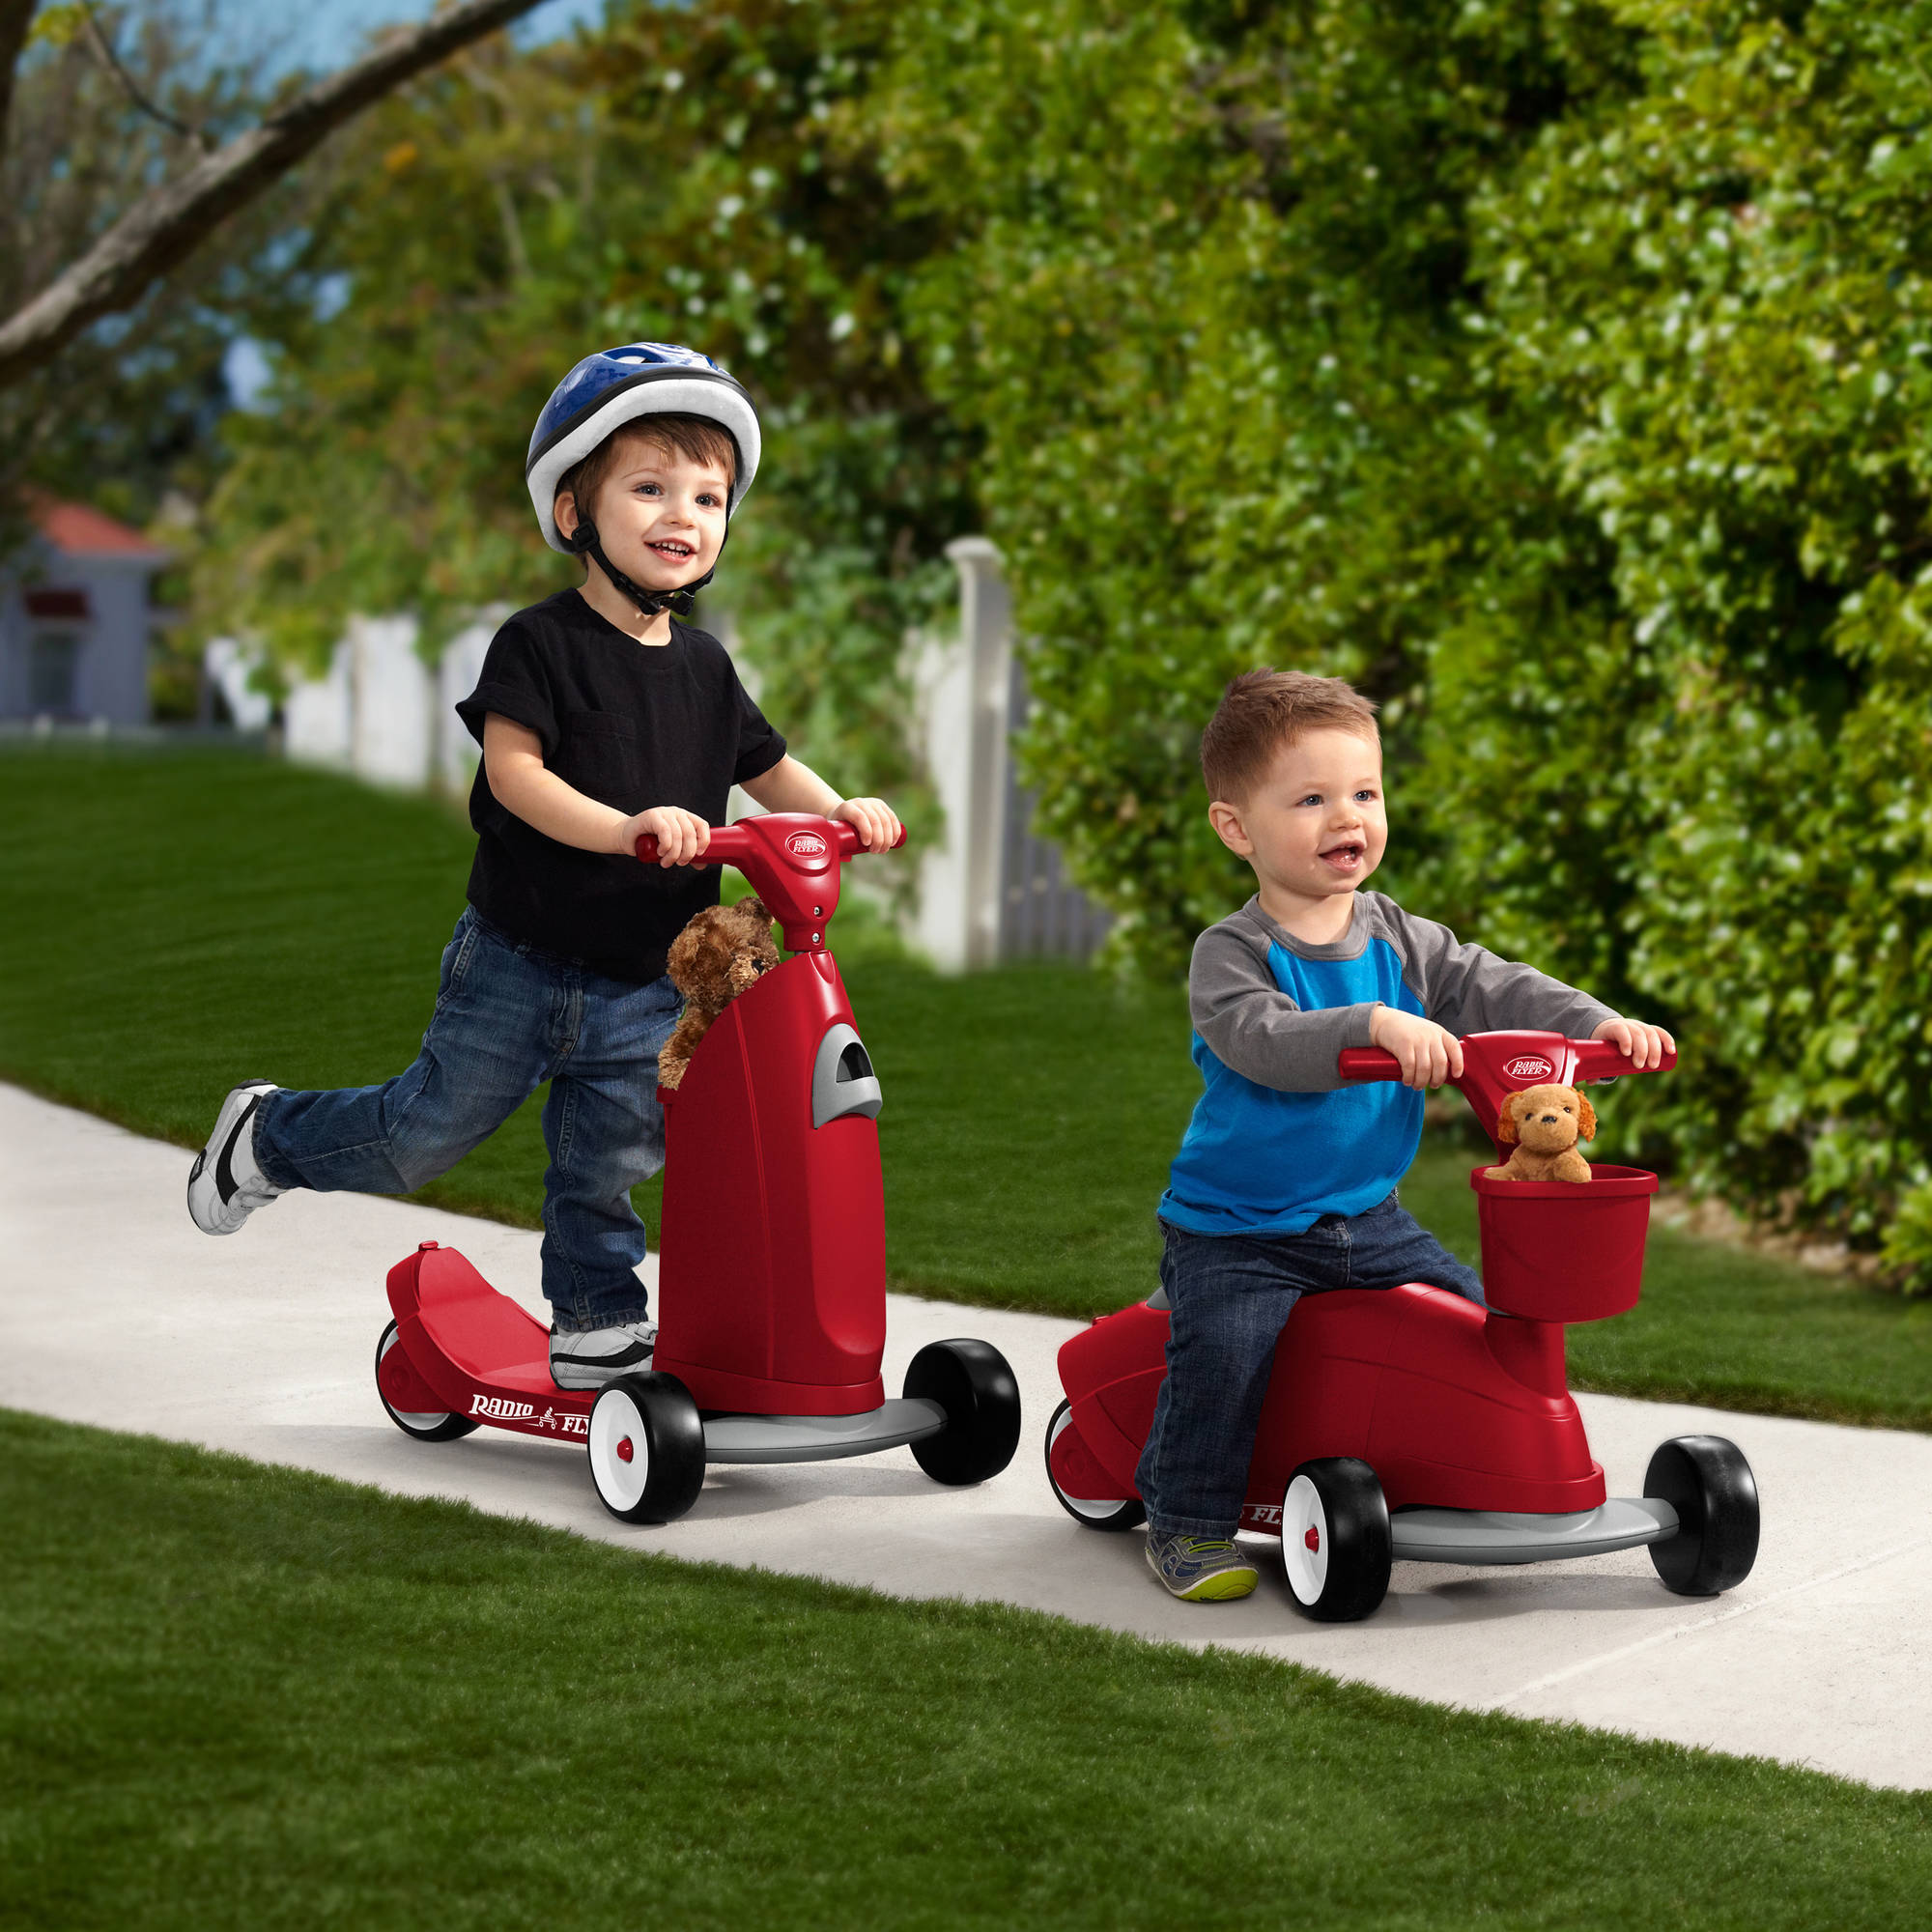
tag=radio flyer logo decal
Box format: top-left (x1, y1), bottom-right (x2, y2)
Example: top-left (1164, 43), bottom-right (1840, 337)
top-left (1504, 1055), bottom-right (1556, 1082)
top-left (784, 830), bottom-right (829, 860)
top-left (468, 1394), bottom-right (589, 1437)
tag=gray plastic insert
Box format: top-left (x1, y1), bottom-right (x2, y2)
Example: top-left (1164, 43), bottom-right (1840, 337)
top-left (702, 1399), bottom-right (945, 1464)
top-left (811, 1022), bottom-right (883, 1127)
top-left (1389, 1496), bottom-right (1679, 1566)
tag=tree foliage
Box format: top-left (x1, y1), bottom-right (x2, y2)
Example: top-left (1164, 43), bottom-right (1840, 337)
top-left (0, 4), bottom-right (310, 526)
top-left (190, 0), bottom-right (974, 832)
top-left (181, 0), bottom-right (1932, 1282)
top-left (875, 0), bottom-right (1932, 1284)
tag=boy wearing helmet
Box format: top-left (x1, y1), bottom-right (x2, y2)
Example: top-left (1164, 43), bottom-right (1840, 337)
top-left (187, 344), bottom-right (900, 1391)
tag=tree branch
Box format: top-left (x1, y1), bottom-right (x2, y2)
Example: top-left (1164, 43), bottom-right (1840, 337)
top-left (0, 0), bottom-right (42, 163)
top-left (0, 0), bottom-right (547, 391)
top-left (79, 0), bottom-right (208, 149)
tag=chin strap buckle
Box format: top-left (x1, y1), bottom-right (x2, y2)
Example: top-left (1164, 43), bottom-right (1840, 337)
top-left (564, 517), bottom-right (713, 619)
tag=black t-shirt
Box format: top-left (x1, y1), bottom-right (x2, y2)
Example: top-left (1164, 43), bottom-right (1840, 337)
top-left (454, 590), bottom-right (786, 982)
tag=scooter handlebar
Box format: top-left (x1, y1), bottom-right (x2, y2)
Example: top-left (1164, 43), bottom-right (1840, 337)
top-left (631, 811), bottom-right (905, 954)
top-left (1336, 1037), bottom-right (1676, 1085)
top-left (633, 819), bottom-right (906, 867)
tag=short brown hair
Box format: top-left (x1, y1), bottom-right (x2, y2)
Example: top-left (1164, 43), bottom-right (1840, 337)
top-left (1200, 669), bottom-right (1379, 803)
top-left (555, 412), bottom-right (740, 530)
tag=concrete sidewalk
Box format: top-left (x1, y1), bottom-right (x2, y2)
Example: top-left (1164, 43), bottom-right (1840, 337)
top-left (5, 1083), bottom-right (1928, 1790)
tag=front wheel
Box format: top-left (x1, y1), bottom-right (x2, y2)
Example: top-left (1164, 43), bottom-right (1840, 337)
top-left (587, 1374), bottom-right (706, 1524)
top-left (905, 1339), bottom-right (1022, 1486)
top-left (375, 1320), bottom-right (478, 1443)
top-left (1282, 1458), bottom-right (1392, 1623)
top-left (1645, 1435), bottom-right (1759, 1596)
top-left (1043, 1399), bottom-right (1146, 1530)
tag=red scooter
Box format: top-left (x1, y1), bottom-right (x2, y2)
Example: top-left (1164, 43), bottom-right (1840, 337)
top-left (1045, 1033), bottom-right (1760, 1620)
top-left (373, 815), bottom-right (1022, 1523)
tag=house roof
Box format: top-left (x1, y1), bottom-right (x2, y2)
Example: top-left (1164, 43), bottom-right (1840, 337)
top-left (29, 494), bottom-right (170, 563)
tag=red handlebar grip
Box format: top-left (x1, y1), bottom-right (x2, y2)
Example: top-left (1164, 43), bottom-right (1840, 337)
top-left (833, 821), bottom-right (908, 855)
top-left (1570, 1038), bottom-right (1677, 1077)
top-left (1337, 1048), bottom-right (1403, 1083)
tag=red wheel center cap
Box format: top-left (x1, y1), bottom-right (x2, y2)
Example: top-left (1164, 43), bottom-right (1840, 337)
top-left (1304, 1526), bottom-right (1321, 1553)
top-left (616, 1437), bottom-right (635, 1463)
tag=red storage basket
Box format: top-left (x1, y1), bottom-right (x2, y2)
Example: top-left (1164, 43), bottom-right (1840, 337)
top-left (1470, 1164), bottom-right (1659, 1322)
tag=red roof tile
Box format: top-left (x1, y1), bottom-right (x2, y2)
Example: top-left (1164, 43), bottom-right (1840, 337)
top-left (28, 493), bottom-right (170, 561)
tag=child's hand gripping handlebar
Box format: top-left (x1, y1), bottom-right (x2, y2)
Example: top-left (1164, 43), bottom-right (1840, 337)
top-left (634, 812), bottom-right (905, 953)
top-left (1337, 1032), bottom-right (1677, 1155)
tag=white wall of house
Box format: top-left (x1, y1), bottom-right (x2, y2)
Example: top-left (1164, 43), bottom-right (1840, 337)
top-left (0, 547), bottom-right (166, 725)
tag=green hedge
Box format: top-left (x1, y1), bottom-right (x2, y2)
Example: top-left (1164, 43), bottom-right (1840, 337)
top-left (877, 0), bottom-right (1932, 1286)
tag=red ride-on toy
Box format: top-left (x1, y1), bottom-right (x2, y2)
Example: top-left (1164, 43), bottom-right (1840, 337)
top-left (373, 814), bottom-right (1022, 1524)
top-left (1045, 1032), bottom-right (1760, 1621)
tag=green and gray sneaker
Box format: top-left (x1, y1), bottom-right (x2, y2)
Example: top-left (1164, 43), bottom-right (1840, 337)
top-left (1145, 1530), bottom-right (1260, 1603)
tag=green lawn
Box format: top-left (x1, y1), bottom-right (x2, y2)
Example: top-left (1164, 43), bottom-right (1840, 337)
top-left (3, 1406), bottom-right (1927, 1932)
top-left (2, 743), bottom-right (1927, 1430)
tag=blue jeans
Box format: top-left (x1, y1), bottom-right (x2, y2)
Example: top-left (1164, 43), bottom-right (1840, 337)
top-left (253, 907), bottom-right (682, 1332)
top-left (1135, 1191), bottom-right (1486, 1540)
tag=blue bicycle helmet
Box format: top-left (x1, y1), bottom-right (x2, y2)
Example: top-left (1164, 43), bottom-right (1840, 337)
top-left (526, 341), bottom-right (762, 616)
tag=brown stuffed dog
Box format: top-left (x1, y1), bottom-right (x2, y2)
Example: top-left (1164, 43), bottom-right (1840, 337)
top-left (657, 896), bottom-right (781, 1091)
top-left (1484, 1083), bottom-right (1597, 1183)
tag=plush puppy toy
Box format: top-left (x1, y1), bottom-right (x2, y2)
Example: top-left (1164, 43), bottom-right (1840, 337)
top-left (1484, 1082), bottom-right (1597, 1183)
top-left (657, 896), bottom-right (781, 1091)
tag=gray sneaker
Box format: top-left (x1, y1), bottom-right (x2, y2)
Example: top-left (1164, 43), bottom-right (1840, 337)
top-left (1146, 1530), bottom-right (1261, 1603)
top-left (550, 1321), bottom-right (659, 1391)
top-left (187, 1081), bottom-right (283, 1236)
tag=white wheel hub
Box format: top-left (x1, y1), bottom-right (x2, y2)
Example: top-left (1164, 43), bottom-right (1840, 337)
top-left (379, 1325), bottom-right (451, 1432)
top-left (590, 1386), bottom-right (651, 1512)
top-left (1047, 1405), bottom-right (1132, 1521)
top-left (1283, 1473), bottom-right (1330, 1605)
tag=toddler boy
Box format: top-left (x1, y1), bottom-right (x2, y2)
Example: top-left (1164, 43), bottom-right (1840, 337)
top-left (187, 343), bottom-right (900, 1390)
top-left (1139, 670), bottom-right (1671, 1601)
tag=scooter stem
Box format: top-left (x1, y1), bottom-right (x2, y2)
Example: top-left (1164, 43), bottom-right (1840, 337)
top-left (635, 813), bottom-right (906, 953)
top-left (1338, 1031), bottom-right (1676, 1155)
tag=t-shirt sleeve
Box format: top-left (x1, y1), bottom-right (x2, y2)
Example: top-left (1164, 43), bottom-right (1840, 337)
top-left (729, 663), bottom-right (787, 784)
top-left (455, 616), bottom-right (559, 756)
top-left (1190, 919), bottom-right (1381, 1093)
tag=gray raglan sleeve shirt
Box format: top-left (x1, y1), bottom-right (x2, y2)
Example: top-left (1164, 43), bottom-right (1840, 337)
top-left (1189, 895), bottom-right (1620, 1094)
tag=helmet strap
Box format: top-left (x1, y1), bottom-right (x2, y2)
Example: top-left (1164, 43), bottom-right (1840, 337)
top-left (564, 517), bottom-right (719, 620)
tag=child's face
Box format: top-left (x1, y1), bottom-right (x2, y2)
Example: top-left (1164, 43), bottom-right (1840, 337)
top-left (1209, 726), bottom-right (1387, 908)
top-left (559, 437), bottom-right (731, 594)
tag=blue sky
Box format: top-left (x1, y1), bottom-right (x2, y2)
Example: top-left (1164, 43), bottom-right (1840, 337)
top-left (234, 0), bottom-right (610, 75)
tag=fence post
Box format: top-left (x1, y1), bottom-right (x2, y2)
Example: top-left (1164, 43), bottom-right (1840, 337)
top-left (908, 539), bottom-right (1011, 971)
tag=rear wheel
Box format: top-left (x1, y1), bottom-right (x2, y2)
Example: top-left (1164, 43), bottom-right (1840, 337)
top-left (587, 1374), bottom-right (706, 1524)
top-left (1043, 1399), bottom-right (1146, 1530)
top-left (1282, 1458), bottom-right (1392, 1622)
top-left (905, 1339), bottom-right (1022, 1486)
top-left (1644, 1435), bottom-right (1759, 1596)
top-left (375, 1320), bottom-right (478, 1443)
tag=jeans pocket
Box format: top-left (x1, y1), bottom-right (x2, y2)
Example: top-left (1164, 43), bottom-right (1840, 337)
top-left (436, 913), bottom-right (483, 1009)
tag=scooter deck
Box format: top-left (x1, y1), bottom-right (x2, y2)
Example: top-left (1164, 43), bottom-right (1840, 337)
top-left (383, 1241), bottom-right (947, 1463)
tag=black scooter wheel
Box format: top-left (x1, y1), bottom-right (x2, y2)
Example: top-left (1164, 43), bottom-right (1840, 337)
top-left (1282, 1458), bottom-right (1392, 1623)
top-left (1043, 1399), bottom-right (1146, 1531)
top-left (375, 1320), bottom-right (479, 1443)
top-left (905, 1339), bottom-right (1022, 1486)
top-left (1644, 1435), bottom-right (1760, 1596)
top-left (587, 1373), bottom-right (706, 1524)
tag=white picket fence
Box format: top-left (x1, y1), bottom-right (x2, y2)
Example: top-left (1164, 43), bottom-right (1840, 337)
top-left (205, 546), bottom-right (1107, 970)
